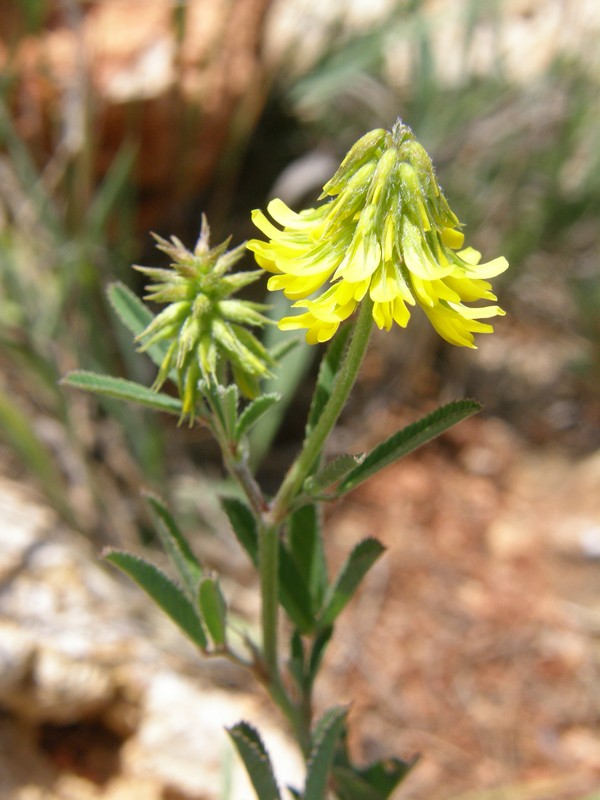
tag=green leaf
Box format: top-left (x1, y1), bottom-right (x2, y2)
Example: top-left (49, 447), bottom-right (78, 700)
top-left (308, 625), bottom-right (334, 685)
top-left (289, 504), bottom-right (328, 613)
top-left (227, 722), bottom-right (282, 800)
top-left (332, 764), bottom-right (413, 800)
top-left (306, 322), bottom-right (352, 436)
top-left (107, 281), bottom-right (171, 370)
top-left (105, 550), bottom-right (207, 649)
top-left (198, 576), bottom-right (227, 647)
top-left (338, 399), bottom-right (482, 495)
top-left (201, 380), bottom-right (240, 435)
top-left (304, 453), bottom-right (365, 495)
top-left (288, 630), bottom-right (306, 692)
top-left (332, 730), bottom-right (416, 800)
top-left (145, 493), bottom-right (203, 597)
top-left (218, 383), bottom-right (240, 438)
top-left (62, 371), bottom-right (183, 415)
top-left (221, 496), bottom-right (259, 564)
top-left (319, 538), bottom-right (385, 627)
top-left (236, 393), bottom-right (281, 440)
top-left (278, 542), bottom-right (316, 634)
top-left (304, 707), bottom-right (348, 800)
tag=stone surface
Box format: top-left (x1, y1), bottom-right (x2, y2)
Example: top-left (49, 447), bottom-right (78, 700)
top-left (0, 476), bottom-right (302, 800)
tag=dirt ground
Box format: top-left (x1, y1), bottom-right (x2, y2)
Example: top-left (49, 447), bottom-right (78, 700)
top-left (314, 408), bottom-right (600, 799)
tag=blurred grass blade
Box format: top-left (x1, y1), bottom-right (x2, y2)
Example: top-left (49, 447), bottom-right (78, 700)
top-left (227, 722), bottom-right (282, 800)
top-left (0, 98), bottom-right (60, 234)
top-left (319, 538), bottom-right (385, 627)
top-left (105, 549), bottom-right (207, 649)
top-left (0, 386), bottom-right (74, 524)
top-left (145, 493), bottom-right (203, 596)
top-left (338, 399), bottom-right (481, 495)
top-left (62, 371), bottom-right (183, 415)
top-left (86, 142), bottom-right (137, 240)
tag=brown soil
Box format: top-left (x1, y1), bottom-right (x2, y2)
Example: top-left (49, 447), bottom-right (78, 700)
top-left (315, 412), bottom-right (600, 799)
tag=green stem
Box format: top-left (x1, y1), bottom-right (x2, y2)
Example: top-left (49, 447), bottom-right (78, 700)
top-left (258, 520), bottom-right (280, 679)
top-left (257, 518), bottom-right (310, 754)
top-left (270, 298), bottom-right (374, 523)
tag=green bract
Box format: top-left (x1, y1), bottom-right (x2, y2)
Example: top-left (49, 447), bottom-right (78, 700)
top-left (136, 216), bottom-right (273, 419)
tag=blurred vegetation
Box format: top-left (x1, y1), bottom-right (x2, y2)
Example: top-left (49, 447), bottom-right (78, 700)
top-left (0, 0), bottom-right (599, 541)
top-left (249, 0), bottom-right (600, 446)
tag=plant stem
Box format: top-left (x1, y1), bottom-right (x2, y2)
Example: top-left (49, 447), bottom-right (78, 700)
top-left (258, 520), bottom-right (280, 680)
top-left (269, 298), bottom-right (374, 523)
top-left (257, 518), bottom-right (310, 754)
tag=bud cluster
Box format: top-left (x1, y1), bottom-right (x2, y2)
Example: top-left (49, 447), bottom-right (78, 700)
top-left (136, 216), bottom-right (273, 419)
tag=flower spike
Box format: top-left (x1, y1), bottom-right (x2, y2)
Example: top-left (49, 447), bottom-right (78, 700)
top-left (247, 120), bottom-right (508, 347)
top-left (136, 216), bottom-right (273, 421)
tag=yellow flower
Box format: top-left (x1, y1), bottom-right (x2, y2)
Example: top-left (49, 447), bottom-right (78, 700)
top-left (247, 121), bottom-right (508, 347)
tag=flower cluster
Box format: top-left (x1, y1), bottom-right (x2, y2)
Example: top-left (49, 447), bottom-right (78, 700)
top-left (136, 216), bottom-right (273, 418)
top-left (247, 121), bottom-right (508, 346)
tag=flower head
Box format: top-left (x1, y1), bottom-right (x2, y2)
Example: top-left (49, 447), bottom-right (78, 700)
top-left (247, 121), bottom-right (508, 346)
top-left (136, 216), bottom-right (273, 418)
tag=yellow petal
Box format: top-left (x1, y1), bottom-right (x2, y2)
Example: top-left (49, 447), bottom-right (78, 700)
top-left (441, 227), bottom-right (465, 249)
top-left (251, 208), bottom-right (282, 240)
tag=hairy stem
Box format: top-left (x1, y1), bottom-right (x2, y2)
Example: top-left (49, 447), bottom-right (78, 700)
top-left (269, 298), bottom-right (374, 523)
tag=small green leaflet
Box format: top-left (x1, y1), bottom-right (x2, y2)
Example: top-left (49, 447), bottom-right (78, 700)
top-left (62, 371), bottom-right (183, 415)
top-left (107, 281), bottom-right (171, 369)
top-left (304, 707), bottom-right (348, 800)
top-left (198, 576), bottom-right (227, 647)
top-left (318, 538), bottom-right (385, 627)
top-left (227, 722), bottom-right (282, 800)
top-left (304, 453), bottom-right (365, 496)
top-left (332, 733), bottom-right (416, 800)
top-left (105, 549), bottom-right (207, 649)
top-left (337, 399), bottom-right (481, 495)
top-left (236, 393), bottom-right (281, 440)
top-left (145, 493), bottom-right (203, 597)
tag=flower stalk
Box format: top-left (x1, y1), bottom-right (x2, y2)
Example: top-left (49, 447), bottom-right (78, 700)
top-left (269, 297), bottom-right (374, 523)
